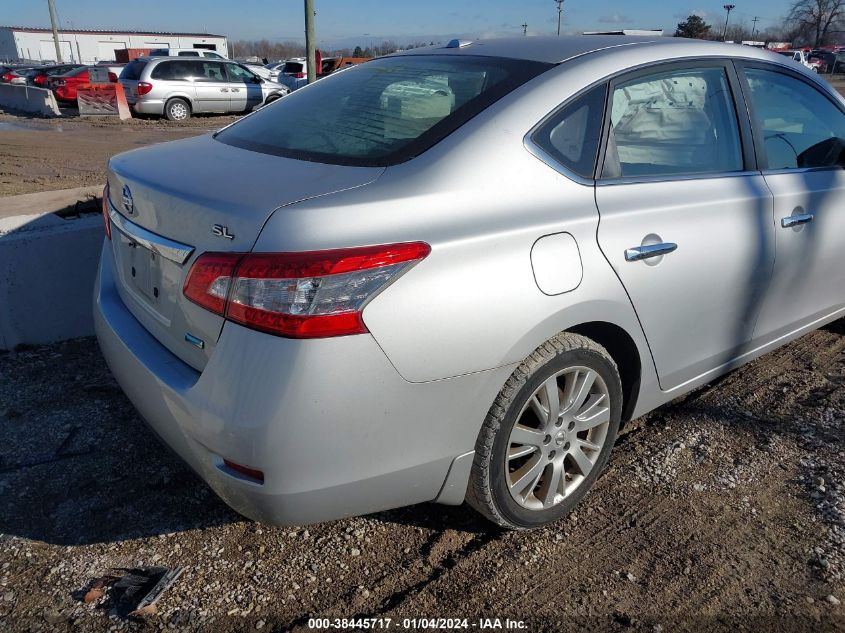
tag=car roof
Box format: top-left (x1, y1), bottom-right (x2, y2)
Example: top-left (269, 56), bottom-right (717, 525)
top-left (398, 35), bottom-right (766, 64)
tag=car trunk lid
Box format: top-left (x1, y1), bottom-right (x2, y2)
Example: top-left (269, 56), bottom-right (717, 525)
top-left (106, 134), bottom-right (384, 371)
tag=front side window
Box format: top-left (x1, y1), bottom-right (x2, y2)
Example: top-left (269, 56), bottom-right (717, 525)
top-left (744, 67), bottom-right (845, 170)
top-left (215, 55), bottom-right (551, 167)
top-left (226, 64), bottom-right (257, 83)
top-left (602, 67), bottom-right (744, 179)
top-left (532, 83), bottom-right (607, 179)
top-left (195, 61), bottom-right (226, 82)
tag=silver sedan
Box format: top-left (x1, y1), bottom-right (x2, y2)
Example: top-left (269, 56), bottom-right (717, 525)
top-left (96, 36), bottom-right (845, 529)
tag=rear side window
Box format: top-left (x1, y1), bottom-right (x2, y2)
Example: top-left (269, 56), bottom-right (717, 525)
top-left (151, 60), bottom-right (195, 81)
top-left (121, 59), bottom-right (147, 81)
top-left (744, 68), bottom-right (845, 170)
top-left (532, 83), bottom-right (607, 179)
top-left (215, 55), bottom-right (551, 167)
top-left (602, 67), bottom-right (743, 178)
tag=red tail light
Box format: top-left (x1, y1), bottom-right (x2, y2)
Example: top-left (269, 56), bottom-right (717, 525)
top-left (294, 72), bottom-right (305, 79)
top-left (137, 82), bottom-right (153, 95)
top-left (1, 72), bottom-right (13, 82)
top-left (183, 242), bottom-right (431, 338)
top-left (101, 183), bottom-right (111, 240)
top-left (108, 72), bottom-right (117, 82)
top-left (33, 75), bottom-right (47, 85)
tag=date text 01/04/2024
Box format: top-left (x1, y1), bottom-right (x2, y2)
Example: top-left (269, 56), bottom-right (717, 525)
top-left (307, 618), bottom-right (528, 630)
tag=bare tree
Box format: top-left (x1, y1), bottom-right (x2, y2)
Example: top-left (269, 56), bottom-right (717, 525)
top-left (788, 0), bottom-right (845, 46)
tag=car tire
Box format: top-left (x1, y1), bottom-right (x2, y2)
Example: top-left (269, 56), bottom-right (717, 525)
top-left (466, 333), bottom-right (622, 530)
top-left (165, 98), bottom-right (191, 122)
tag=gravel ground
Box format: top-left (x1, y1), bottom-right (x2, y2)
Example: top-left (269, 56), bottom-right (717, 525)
top-left (1, 324), bottom-right (844, 632)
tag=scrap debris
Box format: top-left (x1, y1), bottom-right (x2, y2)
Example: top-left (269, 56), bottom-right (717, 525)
top-left (81, 566), bottom-right (183, 617)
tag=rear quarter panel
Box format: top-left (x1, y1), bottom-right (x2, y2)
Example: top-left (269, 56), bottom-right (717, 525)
top-left (252, 60), bottom-right (656, 388)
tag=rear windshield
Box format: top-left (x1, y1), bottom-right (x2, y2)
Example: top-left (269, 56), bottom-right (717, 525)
top-left (215, 55), bottom-right (551, 167)
top-left (283, 62), bottom-right (304, 73)
top-left (121, 59), bottom-right (148, 80)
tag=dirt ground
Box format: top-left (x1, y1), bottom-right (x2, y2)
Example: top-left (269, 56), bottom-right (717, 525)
top-left (0, 110), bottom-right (239, 197)
top-left (0, 325), bottom-right (844, 632)
top-left (2, 79), bottom-right (845, 632)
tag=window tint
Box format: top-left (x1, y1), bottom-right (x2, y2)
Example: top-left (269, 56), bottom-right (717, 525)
top-left (178, 51), bottom-right (200, 57)
top-left (215, 55), bottom-right (551, 167)
top-left (532, 83), bottom-right (607, 178)
top-left (120, 59), bottom-right (147, 81)
top-left (150, 60), bottom-right (197, 81)
top-left (745, 68), bottom-right (845, 170)
top-left (195, 61), bottom-right (226, 82)
top-left (226, 63), bottom-right (257, 83)
top-left (602, 67), bottom-right (743, 178)
top-left (283, 62), bottom-right (304, 74)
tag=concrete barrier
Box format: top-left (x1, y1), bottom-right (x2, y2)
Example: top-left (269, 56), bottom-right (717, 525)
top-left (0, 83), bottom-right (62, 117)
top-left (0, 186), bottom-right (103, 350)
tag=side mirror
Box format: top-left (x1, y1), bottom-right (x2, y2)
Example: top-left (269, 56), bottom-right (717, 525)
top-left (253, 76), bottom-right (263, 84)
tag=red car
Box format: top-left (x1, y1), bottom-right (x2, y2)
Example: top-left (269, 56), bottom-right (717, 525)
top-left (51, 66), bottom-right (117, 102)
top-left (29, 64), bottom-right (84, 86)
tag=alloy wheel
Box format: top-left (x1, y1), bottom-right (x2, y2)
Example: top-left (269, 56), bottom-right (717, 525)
top-left (505, 366), bottom-right (611, 510)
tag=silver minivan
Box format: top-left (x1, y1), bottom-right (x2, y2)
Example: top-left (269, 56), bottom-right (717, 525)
top-left (119, 57), bottom-right (289, 121)
top-left (97, 36), bottom-right (845, 529)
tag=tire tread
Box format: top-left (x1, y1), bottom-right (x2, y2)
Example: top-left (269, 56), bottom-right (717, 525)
top-left (465, 332), bottom-right (618, 529)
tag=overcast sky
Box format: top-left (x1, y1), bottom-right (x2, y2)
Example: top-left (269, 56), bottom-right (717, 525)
top-left (6, 0), bottom-right (796, 45)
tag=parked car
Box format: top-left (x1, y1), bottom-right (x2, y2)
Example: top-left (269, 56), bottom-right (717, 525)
top-left (276, 59), bottom-right (308, 91)
top-left (1, 67), bottom-right (31, 84)
top-left (320, 56), bottom-right (369, 76)
top-left (25, 64), bottom-right (84, 86)
top-left (243, 62), bottom-right (279, 82)
top-left (118, 57), bottom-right (289, 121)
top-left (96, 36), bottom-right (845, 529)
top-left (809, 51), bottom-right (843, 73)
top-left (50, 66), bottom-right (117, 102)
top-left (776, 49), bottom-right (821, 71)
top-left (148, 48), bottom-right (227, 59)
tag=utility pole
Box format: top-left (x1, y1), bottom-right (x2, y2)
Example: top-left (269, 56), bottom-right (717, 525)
top-left (722, 4), bottom-right (736, 42)
top-left (304, 0), bottom-right (316, 83)
top-left (522, 22), bottom-right (528, 36)
top-left (555, 0), bottom-right (564, 36)
top-left (47, 0), bottom-right (62, 62)
top-left (751, 16), bottom-right (760, 41)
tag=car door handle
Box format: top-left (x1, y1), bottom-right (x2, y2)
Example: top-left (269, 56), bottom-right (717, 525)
top-left (220, 87), bottom-right (229, 92)
top-left (624, 242), bottom-right (678, 262)
top-left (781, 212), bottom-right (814, 228)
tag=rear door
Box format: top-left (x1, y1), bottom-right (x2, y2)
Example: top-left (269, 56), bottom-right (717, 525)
top-left (192, 60), bottom-right (230, 112)
top-left (594, 60), bottom-right (776, 391)
top-left (738, 62), bottom-right (845, 342)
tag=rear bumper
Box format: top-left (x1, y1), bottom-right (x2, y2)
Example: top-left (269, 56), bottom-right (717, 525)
top-left (131, 99), bottom-right (165, 115)
top-left (93, 242), bottom-right (505, 525)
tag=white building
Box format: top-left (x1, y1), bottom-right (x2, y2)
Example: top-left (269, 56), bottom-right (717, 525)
top-left (0, 26), bottom-right (228, 64)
